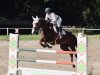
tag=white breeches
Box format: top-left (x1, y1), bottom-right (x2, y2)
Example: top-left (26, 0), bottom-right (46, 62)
top-left (50, 17), bottom-right (62, 27)
top-left (52, 17), bottom-right (62, 33)
top-left (56, 17), bottom-right (62, 27)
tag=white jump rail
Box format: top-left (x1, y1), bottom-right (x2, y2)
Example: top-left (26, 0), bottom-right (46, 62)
top-left (7, 33), bottom-right (88, 75)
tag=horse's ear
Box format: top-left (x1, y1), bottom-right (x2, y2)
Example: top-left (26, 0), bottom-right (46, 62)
top-left (36, 15), bottom-right (39, 19)
top-left (32, 16), bottom-right (35, 20)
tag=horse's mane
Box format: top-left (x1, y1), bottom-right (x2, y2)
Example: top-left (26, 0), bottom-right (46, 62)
top-left (39, 18), bottom-right (53, 29)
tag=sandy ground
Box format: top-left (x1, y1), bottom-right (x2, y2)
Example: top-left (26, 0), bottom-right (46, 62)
top-left (0, 38), bottom-right (100, 75)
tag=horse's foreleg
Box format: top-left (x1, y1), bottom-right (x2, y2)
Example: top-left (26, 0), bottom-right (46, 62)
top-left (44, 40), bottom-right (52, 48)
top-left (39, 38), bottom-right (46, 48)
top-left (39, 37), bottom-right (52, 48)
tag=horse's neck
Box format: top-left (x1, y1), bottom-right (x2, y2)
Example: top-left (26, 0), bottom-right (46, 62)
top-left (43, 28), bottom-right (58, 40)
top-left (42, 27), bottom-right (50, 35)
top-left (41, 22), bottom-right (57, 37)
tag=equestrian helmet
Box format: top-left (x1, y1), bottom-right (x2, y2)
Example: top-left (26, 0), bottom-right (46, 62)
top-left (45, 8), bottom-right (51, 13)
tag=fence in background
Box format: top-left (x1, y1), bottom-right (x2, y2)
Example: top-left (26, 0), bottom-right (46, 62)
top-left (0, 27), bottom-right (100, 36)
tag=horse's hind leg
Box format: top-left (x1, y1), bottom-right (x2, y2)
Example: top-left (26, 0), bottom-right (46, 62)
top-left (70, 45), bottom-right (77, 58)
top-left (60, 44), bottom-right (75, 68)
top-left (69, 45), bottom-right (77, 68)
top-left (39, 38), bottom-right (46, 48)
top-left (75, 53), bottom-right (77, 58)
top-left (70, 54), bottom-right (75, 68)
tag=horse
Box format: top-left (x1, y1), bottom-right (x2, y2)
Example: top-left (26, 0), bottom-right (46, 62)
top-left (32, 16), bottom-right (77, 68)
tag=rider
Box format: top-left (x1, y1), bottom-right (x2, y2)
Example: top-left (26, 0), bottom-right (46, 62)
top-left (45, 7), bottom-right (62, 38)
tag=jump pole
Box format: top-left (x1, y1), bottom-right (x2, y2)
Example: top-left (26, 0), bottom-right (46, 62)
top-left (7, 33), bottom-right (88, 75)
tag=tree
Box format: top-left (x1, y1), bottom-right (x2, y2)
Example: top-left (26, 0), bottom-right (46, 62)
top-left (0, 0), bottom-right (99, 29)
top-left (81, 0), bottom-right (100, 28)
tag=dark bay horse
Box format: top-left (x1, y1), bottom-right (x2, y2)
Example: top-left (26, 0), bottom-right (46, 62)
top-left (32, 16), bottom-right (77, 67)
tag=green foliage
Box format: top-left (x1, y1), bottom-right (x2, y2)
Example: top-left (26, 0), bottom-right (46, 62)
top-left (0, 34), bottom-right (100, 41)
top-left (19, 34), bottom-right (41, 41)
top-left (0, 35), bottom-right (41, 41)
top-left (0, 35), bottom-right (8, 41)
top-left (82, 0), bottom-right (100, 28)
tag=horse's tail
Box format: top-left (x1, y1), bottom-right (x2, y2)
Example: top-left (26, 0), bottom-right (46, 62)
top-left (74, 34), bottom-right (77, 48)
top-left (71, 33), bottom-right (77, 48)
